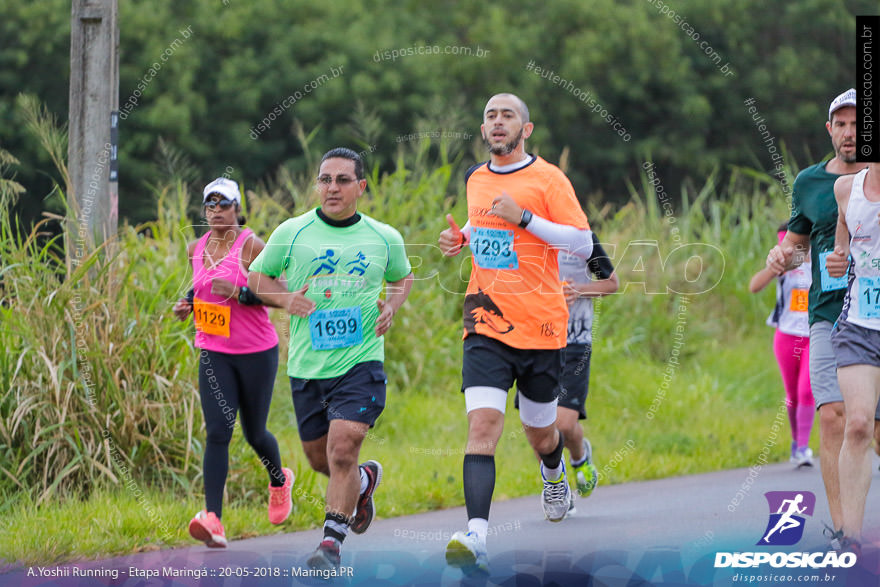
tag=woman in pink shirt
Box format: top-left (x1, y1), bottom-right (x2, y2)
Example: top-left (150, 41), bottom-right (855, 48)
top-left (173, 178), bottom-right (292, 547)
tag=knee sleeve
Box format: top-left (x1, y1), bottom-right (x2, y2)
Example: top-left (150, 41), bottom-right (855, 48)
top-left (518, 391), bottom-right (558, 428)
top-left (465, 386), bottom-right (507, 414)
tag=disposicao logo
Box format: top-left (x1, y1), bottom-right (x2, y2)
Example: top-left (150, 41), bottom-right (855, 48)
top-left (758, 491), bottom-right (815, 546)
top-left (714, 491), bottom-right (857, 569)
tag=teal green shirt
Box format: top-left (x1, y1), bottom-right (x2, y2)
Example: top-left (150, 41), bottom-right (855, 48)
top-left (787, 161), bottom-right (850, 325)
top-left (249, 209), bottom-right (411, 378)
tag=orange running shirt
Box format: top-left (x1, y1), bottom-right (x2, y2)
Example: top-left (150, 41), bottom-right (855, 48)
top-left (463, 155), bottom-right (589, 349)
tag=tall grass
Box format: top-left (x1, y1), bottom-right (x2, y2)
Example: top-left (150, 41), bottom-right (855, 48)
top-left (0, 114), bottom-right (805, 563)
top-left (0, 186), bottom-right (203, 504)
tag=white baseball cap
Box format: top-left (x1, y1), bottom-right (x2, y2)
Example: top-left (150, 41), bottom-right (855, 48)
top-left (828, 88), bottom-right (856, 121)
top-left (202, 177), bottom-right (241, 204)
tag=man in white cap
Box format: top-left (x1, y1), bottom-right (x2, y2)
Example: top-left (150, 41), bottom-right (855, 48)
top-left (766, 89), bottom-right (876, 549)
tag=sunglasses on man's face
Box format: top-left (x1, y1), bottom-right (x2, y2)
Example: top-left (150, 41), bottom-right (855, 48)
top-left (204, 198), bottom-right (235, 210)
top-left (316, 175), bottom-right (358, 186)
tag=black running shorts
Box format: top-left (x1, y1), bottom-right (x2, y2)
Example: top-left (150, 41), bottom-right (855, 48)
top-left (461, 334), bottom-right (563, 403)
top-left (289, 361), bottom-right (387, 442)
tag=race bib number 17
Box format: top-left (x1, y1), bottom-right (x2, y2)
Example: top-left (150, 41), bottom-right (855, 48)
top-left (858, 277), bottom-right (880, 319)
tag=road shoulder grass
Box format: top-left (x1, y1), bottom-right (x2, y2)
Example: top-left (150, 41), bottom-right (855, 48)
top-left (0, 329), bottom-right (804, 566)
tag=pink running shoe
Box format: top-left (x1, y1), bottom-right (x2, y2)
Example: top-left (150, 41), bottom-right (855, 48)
top-left (188, 510), bottom-right (227, 548)
top-left (268, 467), bottom-right (294, 525)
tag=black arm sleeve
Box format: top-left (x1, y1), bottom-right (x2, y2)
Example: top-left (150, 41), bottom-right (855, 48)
top-left (587, 233), bottom-right (615, 279)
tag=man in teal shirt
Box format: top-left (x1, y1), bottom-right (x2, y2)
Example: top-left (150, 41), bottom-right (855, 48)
top-left (766, 89), bottom-right (877, 549)
top-left (249, 147), bottom-right (413, 570)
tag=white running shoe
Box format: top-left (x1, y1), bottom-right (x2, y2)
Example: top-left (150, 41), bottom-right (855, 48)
top-left (445, 530), bottom-right (489, 574)
top-left (541, 462), bottom-right (572, 522)
top-left (794, 447), bottom-right (814, 468)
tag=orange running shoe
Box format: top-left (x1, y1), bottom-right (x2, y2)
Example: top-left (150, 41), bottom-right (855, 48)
top-left (188, 510), bottom-right (227, 548)
top-left (268, 467), bottom-right (294, 525)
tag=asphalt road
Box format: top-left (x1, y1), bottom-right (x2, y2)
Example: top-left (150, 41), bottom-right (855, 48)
top-left (5, 460), bottom-right (880, 586)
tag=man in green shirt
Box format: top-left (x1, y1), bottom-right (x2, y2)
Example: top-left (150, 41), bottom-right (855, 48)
top-left (248, 147), bottom-right (413, 570)
top-left (766, 89), bottom-right (877, 548)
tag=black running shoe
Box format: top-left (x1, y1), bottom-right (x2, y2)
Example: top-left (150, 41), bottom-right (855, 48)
top-left (350, 460), bottom-right (383, 534)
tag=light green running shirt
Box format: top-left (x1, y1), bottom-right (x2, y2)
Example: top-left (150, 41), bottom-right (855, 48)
top-left (250, 209), bottom-right (411, 378)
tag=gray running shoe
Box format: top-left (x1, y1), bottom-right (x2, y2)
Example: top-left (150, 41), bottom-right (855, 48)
top-left (824, 524), bottom-right (844, 552)
top-left (307, 539), bottom-right (341, 571)
top-left (541, 462), bottom-right (572, 522)
top-left (565, 490), bottom-right (577, 518)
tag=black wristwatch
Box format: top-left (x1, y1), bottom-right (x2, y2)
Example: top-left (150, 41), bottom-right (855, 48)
top-left (238, 285), bottom-right (259, 305)
top-left (519, 209), bottom-right (533, 229)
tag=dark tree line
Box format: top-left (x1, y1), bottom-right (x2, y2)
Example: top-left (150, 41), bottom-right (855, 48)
top-left (1, 0), bottom-right (873, 225)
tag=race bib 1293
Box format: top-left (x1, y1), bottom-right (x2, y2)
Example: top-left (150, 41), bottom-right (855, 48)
top-left (470, 227), bottom-right (518, 270)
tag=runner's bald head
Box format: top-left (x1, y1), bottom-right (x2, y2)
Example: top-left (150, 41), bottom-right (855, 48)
top-left (487, 93), bottom-right (530, 123)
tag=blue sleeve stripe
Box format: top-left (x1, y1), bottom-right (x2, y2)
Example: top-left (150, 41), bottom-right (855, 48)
top-left (282, 218), bottom-right (316, 271)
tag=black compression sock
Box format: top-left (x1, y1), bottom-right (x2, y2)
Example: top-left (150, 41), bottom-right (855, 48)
top-left (323, 512), bottom-right (350, 544)
top-left (540, 430), bottom-right (565, 470)
top-left (463, 454), bottom-right (495, 521)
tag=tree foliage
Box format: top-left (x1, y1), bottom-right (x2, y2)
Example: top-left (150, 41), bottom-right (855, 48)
top-left (1, 0), bottom-right (875, 224)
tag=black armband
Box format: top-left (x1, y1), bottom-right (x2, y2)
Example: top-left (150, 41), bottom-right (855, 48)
top-left (185, 288), bottom-right (194, 304)
top-left (238, 285), bottom-right (260, 305)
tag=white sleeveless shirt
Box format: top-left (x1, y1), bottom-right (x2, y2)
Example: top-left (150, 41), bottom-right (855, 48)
top-left (840, 168), bottom-right (880, 332)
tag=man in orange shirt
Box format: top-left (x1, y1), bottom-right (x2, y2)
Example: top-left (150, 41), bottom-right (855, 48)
top-left (439, 93), bottom-right (593, 575)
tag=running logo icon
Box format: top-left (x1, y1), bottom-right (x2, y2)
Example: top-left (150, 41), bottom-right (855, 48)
top-left (758, 491), bottom-right (815, 546)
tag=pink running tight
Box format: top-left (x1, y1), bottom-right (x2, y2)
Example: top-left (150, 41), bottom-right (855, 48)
top-left (773, 329), bottom-right (814, 448)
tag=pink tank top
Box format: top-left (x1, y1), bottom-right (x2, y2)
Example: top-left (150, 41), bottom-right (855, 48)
top-left (192, 228), bottom-right (279, 354)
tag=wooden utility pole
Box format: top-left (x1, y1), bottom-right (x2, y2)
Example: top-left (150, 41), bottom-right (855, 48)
top-left (68, 0), bottom-right (118, 259)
